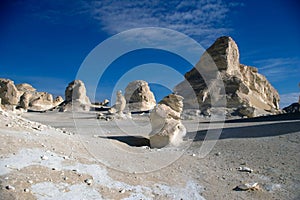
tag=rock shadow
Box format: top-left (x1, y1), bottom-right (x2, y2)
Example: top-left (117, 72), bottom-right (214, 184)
top-left (226, 112), bottom-right (300, 123)
top-left (100, 136), bottom-right (150, 147)
top-left (186, 120), bottom-right (300, 141)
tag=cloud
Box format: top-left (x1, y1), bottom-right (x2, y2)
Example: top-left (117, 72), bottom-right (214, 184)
top-left (14, 0), bottom-right (241, 46)
top-left (254, 57), bottom-right (300, 82)
top-left (89, 0), bottom-right (240, 46)
top-left (280, 92), bottom-right (299, 108)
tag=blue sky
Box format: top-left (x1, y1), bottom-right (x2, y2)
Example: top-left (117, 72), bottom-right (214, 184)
top-left (0, 0), bottom-right (299, 108)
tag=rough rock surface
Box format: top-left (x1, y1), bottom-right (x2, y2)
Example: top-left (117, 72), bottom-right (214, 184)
top-left (110, 90), bottom-right (126, 114)
top-left (149, 94), bottom-right (186, 148)
top-left (22, 92), bottom-right (54, 111)
top-left (60, 80), bottom-right (91, 112)
top-left (53, 96), bottom-right (64, 107)
top-left (0, 78), bottom-right (20, 106)
top-left (174, 36), bottom-right (280, 117)
top-left (283, 103), bottom-right (300, 113)
top-left (16, 83), bottom-right (36, 93)
top-left (124, 80), bottom-right (156, 112)
top-left (16, 83), bottom-right (63, 111)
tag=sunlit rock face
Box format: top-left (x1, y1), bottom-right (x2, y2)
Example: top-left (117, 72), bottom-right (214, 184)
top-left (124, 80), bottom-right (156, 112)
top-left (0, 79), bottom-right (62, 112)
top-left (149, 94), bottom-right (186, 148)
top-left (60, 80), bottom-right (91, 112)
top-left (174, 36), bottom-right (280, 118)
top-left (0, 78), bottom-right (20, 107)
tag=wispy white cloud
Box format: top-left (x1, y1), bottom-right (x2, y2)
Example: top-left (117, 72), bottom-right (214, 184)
top-left (254, 57), bottom-right (300, 82)
top-left (88, 0), bottom-right (240, 46)
top-left (280, 92), bottom-right (299, 108)
top-left (17, 0), bottom-right (241, 46)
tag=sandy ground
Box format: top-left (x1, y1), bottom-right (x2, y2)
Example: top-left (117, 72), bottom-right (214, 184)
top-left (0, 109), bottom-right (299, 200)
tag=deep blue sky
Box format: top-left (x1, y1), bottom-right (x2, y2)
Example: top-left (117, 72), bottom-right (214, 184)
top-left (0, 0), bottom-right (299, 107)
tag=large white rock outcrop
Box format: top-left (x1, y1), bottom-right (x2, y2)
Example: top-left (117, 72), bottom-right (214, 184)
top-left (124, 80), bottom-right (156, 112)
top-left (149, 94), bottom-right (186, 148)
top-left (0, 78), bottom-right (20, 107)
top-left (0, 79), bottom-right (63, 112)
top-left (174, 36), bottom-right (280, 118)
top-left (60, 80), bottom-right (91, 112)
top-left (16, 83), bottom-right (63, 111)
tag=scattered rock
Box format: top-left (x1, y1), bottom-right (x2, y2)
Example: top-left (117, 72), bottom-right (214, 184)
top-left (237, 166), bottom-right (254, 173)
top-left (93, 99), bottom-right (110, 106)
top-left (5, 185), bottom-right (15, 190)
top-left (24, 188), bottom-right (30, 193)
top-left (215, 152), bottom-right (221, 156)
top-left (119, 189), bottom-right (126, 193)
top-left (149, 94), bottom-right (186, 148)
top-left (40, 155), bottom-right (49, 160)
top-left (125, 80), bottom-right (156, 112)
top-left (84, 178), bottom-right (93, 185)
top-left (235, 182), bottom-right (260, 191)
top-left (174, 36), bottom-right (280, 118)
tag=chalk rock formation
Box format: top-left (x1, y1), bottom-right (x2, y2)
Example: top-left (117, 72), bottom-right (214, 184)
top-left (60, 80), bottom-right (91, 112)
top-left (15, 83), bottom-right (63, 111)
top-left (16, 83), bottom-right (36, 93)
top-left (149, 94), bottom-right (186, 148)
top-left (0, 78), bottom-right (20, 107)
top-left (109, 90), bottom-right (126, 114)
top-left (174, 36), bottom-right (280, 117)
top-left (53, 96), bottom-right (64, 107)
top-left (0, 79), bottom-right (63, 112)
top-left (125, 80), bottom-right (156, 112)
top-left (20, 92), bottom-right (54, 111)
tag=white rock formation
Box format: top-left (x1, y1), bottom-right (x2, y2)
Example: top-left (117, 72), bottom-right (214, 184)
top-left (149, 94), bottom-right (186, 148)
top-left (174, 36), bottom-right (280, 118)
top-left (0, 78), bottom-right (20, 108)
top-left (0, 79), bottom-right (62, 112)
top-left (124, 80), bottom-right (156, 112)
top-left (17, 83), bottom-right (63, 111)
top-left (60, 80), bottom-right (91, 112)
top-left (111, 90), bottom-right (126, 114)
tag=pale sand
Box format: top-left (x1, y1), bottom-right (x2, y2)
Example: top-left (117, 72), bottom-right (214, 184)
top-left (0, 110), bottom-right (299, 200)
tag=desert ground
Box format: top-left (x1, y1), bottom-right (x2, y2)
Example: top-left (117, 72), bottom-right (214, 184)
top-left (0, 109), bottom-right (299, 200)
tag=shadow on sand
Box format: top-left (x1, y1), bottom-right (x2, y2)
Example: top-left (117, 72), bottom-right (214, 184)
top-left (187, 120), bottom-right (300, 141)
top-left (99, 136), bottom-right (150, 147)
top-left (226, 112), bottom-right (300, 123)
